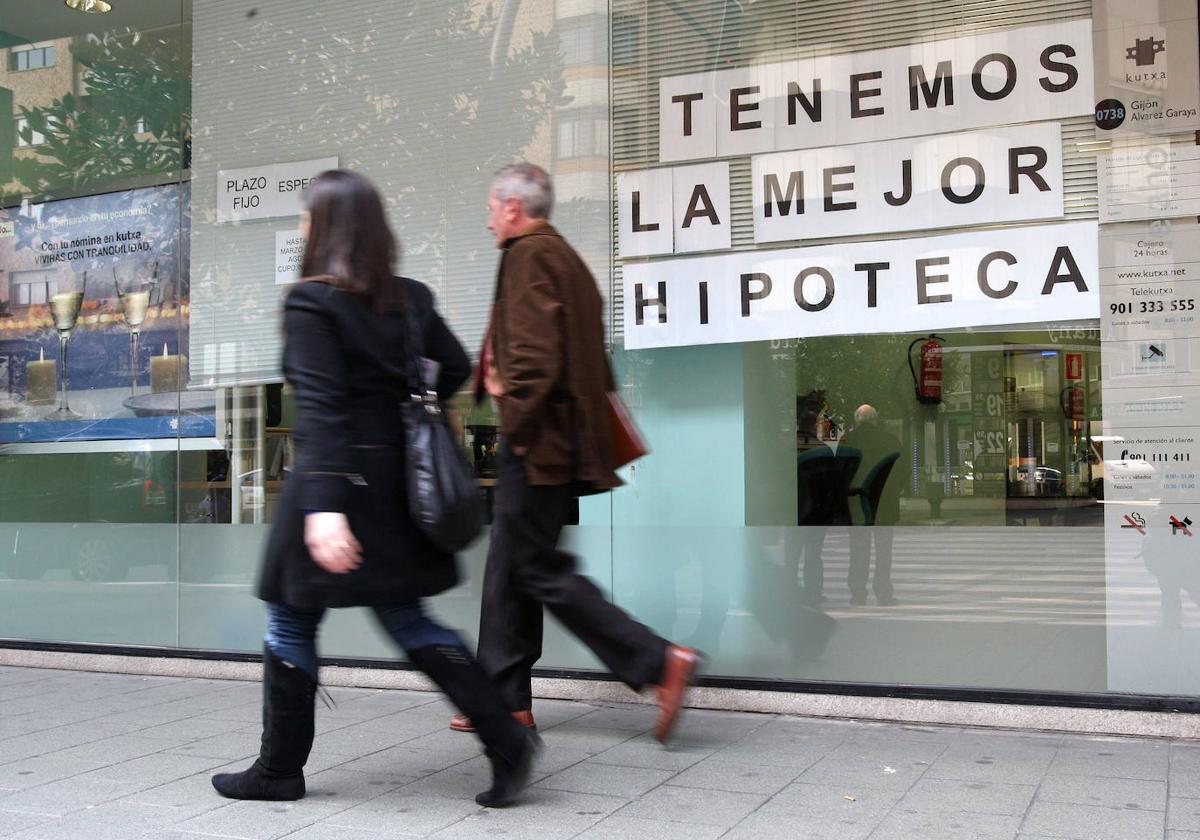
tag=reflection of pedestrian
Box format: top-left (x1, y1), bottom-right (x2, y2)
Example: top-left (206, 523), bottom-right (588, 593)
top-left (841, 405), bottom-right (902, 606)
top-left (1141, 517), bottom-right (1200, 628)
top-left (452, 163), bottom-right (700, 743)
top-left (212, 171), bottom-right (536, 808)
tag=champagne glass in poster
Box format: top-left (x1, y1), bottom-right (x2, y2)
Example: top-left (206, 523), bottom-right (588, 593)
top-left (0, 183), bottom-right (204, 443)
top-left (114, 258), bottom-right (159, 397)
top-left (47, 266), bottom-right (86, 421)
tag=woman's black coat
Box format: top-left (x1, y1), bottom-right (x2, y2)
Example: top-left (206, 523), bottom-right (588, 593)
top-left (257, 277), bottom-right (471, 609)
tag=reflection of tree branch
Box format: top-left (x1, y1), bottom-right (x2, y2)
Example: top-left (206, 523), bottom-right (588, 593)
top-left (489, 0), bottom-right (520, 78)
top-left (9, 27), bottom-right (190, 203)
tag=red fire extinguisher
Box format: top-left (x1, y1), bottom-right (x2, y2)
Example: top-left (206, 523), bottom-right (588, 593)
top-left (908, 334), bottom-right (945, 405)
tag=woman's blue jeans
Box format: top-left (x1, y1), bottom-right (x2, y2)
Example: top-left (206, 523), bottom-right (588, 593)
top-left (264, 600), bottom-right (464, 680)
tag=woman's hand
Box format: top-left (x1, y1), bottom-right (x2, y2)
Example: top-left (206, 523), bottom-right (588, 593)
top-left (305, 512), bottom-right (362, 574)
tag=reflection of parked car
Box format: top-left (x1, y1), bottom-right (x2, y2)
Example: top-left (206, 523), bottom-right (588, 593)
top-left (1014, 465), bottom-right (1063, 496)
top-left (0, 523), bottom-right (135, 581)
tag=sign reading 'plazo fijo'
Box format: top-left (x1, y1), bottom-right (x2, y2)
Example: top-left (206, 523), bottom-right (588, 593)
top-left (619, 19), bottom-right (1101, 349)
top-left (216, 157), bottom-right (338, 223)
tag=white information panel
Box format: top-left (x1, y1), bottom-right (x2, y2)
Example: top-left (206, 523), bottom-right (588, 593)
top-left (1093, 0), bottom-right (1200, 137)
top-left (658, 19), bottom-right (1094, 162)
top-left (1098, 137), bottom-right (1200, 222)
top-left (274, 230), bottom-right (304, 285)
top-left (623, 221), bottom-right (1099, 350)
top-left (752, 124), bottom-right (1064, 243)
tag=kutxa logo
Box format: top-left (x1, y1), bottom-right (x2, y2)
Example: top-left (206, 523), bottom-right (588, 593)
top-left (1127, 36), bottom-right (1166, 66)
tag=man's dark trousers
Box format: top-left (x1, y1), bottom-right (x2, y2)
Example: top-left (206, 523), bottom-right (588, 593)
top-left (477, 443), bottom-right (668, 711)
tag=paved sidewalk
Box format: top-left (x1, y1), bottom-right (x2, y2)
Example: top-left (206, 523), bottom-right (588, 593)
top-left (0, 666), bottom-right (1197, 839)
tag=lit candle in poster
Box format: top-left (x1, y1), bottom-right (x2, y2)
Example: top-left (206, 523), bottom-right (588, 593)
top-left (26, 348), bottom-right (55, 405)
top-left (151, 343), bottom-right (187, 393)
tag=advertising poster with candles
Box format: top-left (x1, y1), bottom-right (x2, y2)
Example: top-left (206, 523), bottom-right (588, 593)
top-left (0, 183), bottom-right (209, 442)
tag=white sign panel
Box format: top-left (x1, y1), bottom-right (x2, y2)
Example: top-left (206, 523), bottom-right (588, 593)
top-left (623, 221), bottom-right (1099, 350)
top-left (752, 124), bottom-right (1064, 243)
top-left (216, 156), bottom-right (338, 223)
top-left (275, 230), bottom-right (305, 285)
top-left (618, 162), bottom-right (731, 257)
top-left (659, 20), bottom-right (1094, 162)
top-left (1093, 0), bottom-right (1200, 136)
top-left (1098, 137), bottom-right (1200, 222)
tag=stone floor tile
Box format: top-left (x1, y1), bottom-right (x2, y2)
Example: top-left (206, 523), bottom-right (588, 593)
top-left (1021, 800), bottom-right (1167, 840)
top-left (120, 763), bottom-right (246, 820)
top-left (871, 810), bottom-right (1022, 840)
top-left (167, 731), bottom-right (262, 761)
top-left (535, 762), bottom-right (673, 797)
top-left (722, 783), bottom-right (898, 840)
top-left (1171, 797), bottom-right (1200, 832)
top-left (614, 784), bottom-right (767, 829)
top-left (925, 741), bottom-right (1057, 785)
top-left (302, 768), bottom-right (417, 806)
top-left (1047, 740), bottom-right (1170, 782)
top-left (0, 809), bottom-right (57, 835)
top-left (426, 817), bottom-right (577, 839)
top-left (797, 748), bottom-right (931, 791)
top-left (0, 775), bottom-right (149, 816)
top-left (895, 777), bottom-right (1037, 816)
top-left (379, 730), bottom-right (485, 763)
top-left (49, 735), bottom-right (173, 766)
top-left (525, 699), bottom-right (598, 730)
top-left (85, 752), bottom-right (229, 786)
top-left (573, 814), bottom-right (727, 839)
top-left (1037, 773), bottom-right (1167, 811)
top-left (311, 720), bottom-right (429, 757)
top-left (331, 746), bottom-right (474, 779)
top-left (277, 825), bottom-right (404, 840)
top-left (174, 799), bottom-right (349, 840)
top-left (0, 756), bottom-right (101, 790)
top-left (668, 756), bottom-right (802, 795)
top-left (567, 705), bottom-right (659, 732)
top-left (537, 725), bottom-right (640, 755)
top-left (444, 787), bottom-right (625, 835)
top-left (715, 730), bottom-right (844, 769)
top-left (588, 737), bottom-right (716, 772)
top-left (1169, 832), bottom-right (1200, 840)
top-left (400, 755), bottom-right (499, 801)
top-left (6, 801), bottom-right (190, 840)
top-left (528, 744), bottom-right (595, 775)
top-left (323, 789), bottom-right (482, 836)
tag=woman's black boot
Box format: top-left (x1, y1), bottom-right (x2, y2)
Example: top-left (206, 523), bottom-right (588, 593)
top-left (406, 644), bottom-right (539, 807)
top-left (211, 646), bottom-right (316, 801)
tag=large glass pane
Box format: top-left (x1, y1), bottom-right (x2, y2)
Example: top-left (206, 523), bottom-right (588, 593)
top-left (0, 0), bottom-right (191, 646)
top-left (181, 0), bottom-right (612, 669)
top-left (609, 0), bottom-right (1200, 698)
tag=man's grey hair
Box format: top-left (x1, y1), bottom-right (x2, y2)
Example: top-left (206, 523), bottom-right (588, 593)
top-left (854, 404), bottom-right (878, 425)
top-left (491, 162), bottom-right (554, 220)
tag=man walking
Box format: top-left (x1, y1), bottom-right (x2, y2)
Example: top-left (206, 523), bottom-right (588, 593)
top-left (450, 162), bottom-right (701, 742)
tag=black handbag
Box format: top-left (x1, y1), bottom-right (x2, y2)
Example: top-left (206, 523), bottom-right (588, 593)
top-left (399, 303), bottom-right (484, 554)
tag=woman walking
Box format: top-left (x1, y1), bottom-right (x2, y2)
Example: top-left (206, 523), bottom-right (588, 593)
top-left (211, 169), bottom-right (538, 808)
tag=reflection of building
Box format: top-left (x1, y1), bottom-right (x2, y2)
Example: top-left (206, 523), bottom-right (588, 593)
top-left (0, 36), bottom-right (77, 191)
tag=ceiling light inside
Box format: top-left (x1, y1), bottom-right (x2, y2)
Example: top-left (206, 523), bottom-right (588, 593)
top-left (65, 0), bottom-right (112, 12)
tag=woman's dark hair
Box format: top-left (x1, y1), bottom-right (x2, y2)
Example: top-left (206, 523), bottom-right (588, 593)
top-left (300, 169), bottom-right (399, 311)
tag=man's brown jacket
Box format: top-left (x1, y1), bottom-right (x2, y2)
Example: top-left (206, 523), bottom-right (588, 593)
top-left (483, 221), bottom-right (620, 491)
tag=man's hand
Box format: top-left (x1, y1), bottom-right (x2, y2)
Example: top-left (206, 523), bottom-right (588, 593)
top-left (484, 359), bottom-right (505, 398)
top-left (305, 512), bottom-right (362, 574)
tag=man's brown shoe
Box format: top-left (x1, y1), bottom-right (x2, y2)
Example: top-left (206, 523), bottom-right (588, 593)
top-left (653, 645), bottom-right (702, 744)
top-left (449, 710), bottom-right (536, 733)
